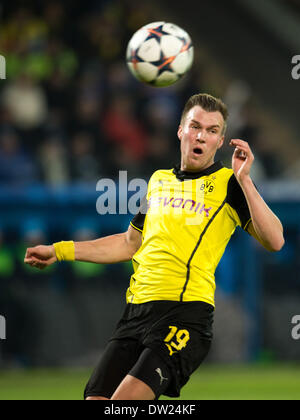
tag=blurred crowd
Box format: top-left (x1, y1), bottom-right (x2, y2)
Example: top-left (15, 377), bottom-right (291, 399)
top-left (0, 0), bottom-right (285, 188)
top-left (0, 1), bottom-right (297, 368)
top-left (282, 0), bottom-right (300, 16)
top-left (0, 0), bottom-right (183, 187)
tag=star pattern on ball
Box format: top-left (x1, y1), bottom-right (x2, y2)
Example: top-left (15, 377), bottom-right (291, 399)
top-left (152, 38), bottom-right (191, 76)
top-left (129, 48), bottom-right (144, 72)
top-left (126, 21), bottom-right (194, 87)
top-left (152, 49), bottom-right (177, 76)
top-left (144, 24), bottom-right (170, 42)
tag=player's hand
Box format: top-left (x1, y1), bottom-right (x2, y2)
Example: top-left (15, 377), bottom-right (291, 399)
top-left (230, 139), bottom-right (254, 183)
top-left (24, 245), bottom-right (57, 270)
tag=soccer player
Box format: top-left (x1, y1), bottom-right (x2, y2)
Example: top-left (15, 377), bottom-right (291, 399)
top-left (24, 93), bottom-right (284, 400)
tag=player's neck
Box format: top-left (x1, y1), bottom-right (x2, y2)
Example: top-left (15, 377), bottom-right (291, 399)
top-left (180, 159), bottom-right (215, 173)
top-left (174, 161), bottom-right (223, 181)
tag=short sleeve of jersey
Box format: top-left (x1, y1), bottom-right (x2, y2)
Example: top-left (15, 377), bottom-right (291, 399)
top-left (130, 171), bottom-right (159, 233)
top-left (130, 195), bottom-right (147, 232)
top-left (226, 174), bottom-right (252, 230)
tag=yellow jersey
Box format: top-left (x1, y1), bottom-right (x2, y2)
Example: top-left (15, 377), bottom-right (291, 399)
top-left (128, 161), bottom-right (251, 307)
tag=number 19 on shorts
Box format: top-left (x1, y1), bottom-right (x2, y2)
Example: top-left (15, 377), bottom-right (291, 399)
top-left (164, 325), bottom-right (190, 356)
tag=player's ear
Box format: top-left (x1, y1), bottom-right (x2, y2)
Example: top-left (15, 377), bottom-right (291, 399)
top-left (217, 135), bottom-right (224, 149)
top-left (177, 125), bottom-right (183, 141)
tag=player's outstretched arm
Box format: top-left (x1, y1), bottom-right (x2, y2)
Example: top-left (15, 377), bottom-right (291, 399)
top-left (75, 224), bottom-right (142, 264)
top-left (230, 139), bottom-right (284, 252)
top-left (24, 224), bottom-right (142, 270)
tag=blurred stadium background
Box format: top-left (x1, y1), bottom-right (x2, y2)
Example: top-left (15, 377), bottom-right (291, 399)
top-left (0, 0), bottom-right (300, 400)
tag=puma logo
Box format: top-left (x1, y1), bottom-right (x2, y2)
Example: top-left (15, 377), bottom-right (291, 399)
top-left (155, 368), bottom-right (168, 386)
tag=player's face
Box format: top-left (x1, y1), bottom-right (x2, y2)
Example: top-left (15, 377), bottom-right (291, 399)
top-left (177, 106), bottom-right (225, 172)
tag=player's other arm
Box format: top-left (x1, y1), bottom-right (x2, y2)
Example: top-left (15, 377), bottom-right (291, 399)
top-left (230, 139), bottom-right (284, 252)
top-left (24, 224), bottom-right (142, 270)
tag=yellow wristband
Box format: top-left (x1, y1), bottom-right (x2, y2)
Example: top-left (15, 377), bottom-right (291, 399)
top-left (53, 241), bottom-right (75, 262)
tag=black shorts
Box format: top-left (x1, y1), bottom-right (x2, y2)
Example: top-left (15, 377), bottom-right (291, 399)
top-left (84, 300), bottom-right (214, 399)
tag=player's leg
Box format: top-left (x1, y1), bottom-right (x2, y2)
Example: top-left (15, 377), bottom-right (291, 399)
top-left (111, 375), bottom-right (155, 400)
top-left (111, 347), bottom-right (171, 400)
top-left (84, 339), bottom-right (140, 400)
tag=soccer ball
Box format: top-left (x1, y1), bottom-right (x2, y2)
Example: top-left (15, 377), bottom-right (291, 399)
top-left (126, 21), bottom-right (194, 87)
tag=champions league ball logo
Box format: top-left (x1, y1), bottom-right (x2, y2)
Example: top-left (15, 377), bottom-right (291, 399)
top-left (126, 22), bottom-right (194, 87)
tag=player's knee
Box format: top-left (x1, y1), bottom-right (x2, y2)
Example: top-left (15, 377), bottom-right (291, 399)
top-left (111, 374), bottom-right (155, 400)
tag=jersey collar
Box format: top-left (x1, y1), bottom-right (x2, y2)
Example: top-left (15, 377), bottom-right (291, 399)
top-left (173, 161), bottom-right (223, 181)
